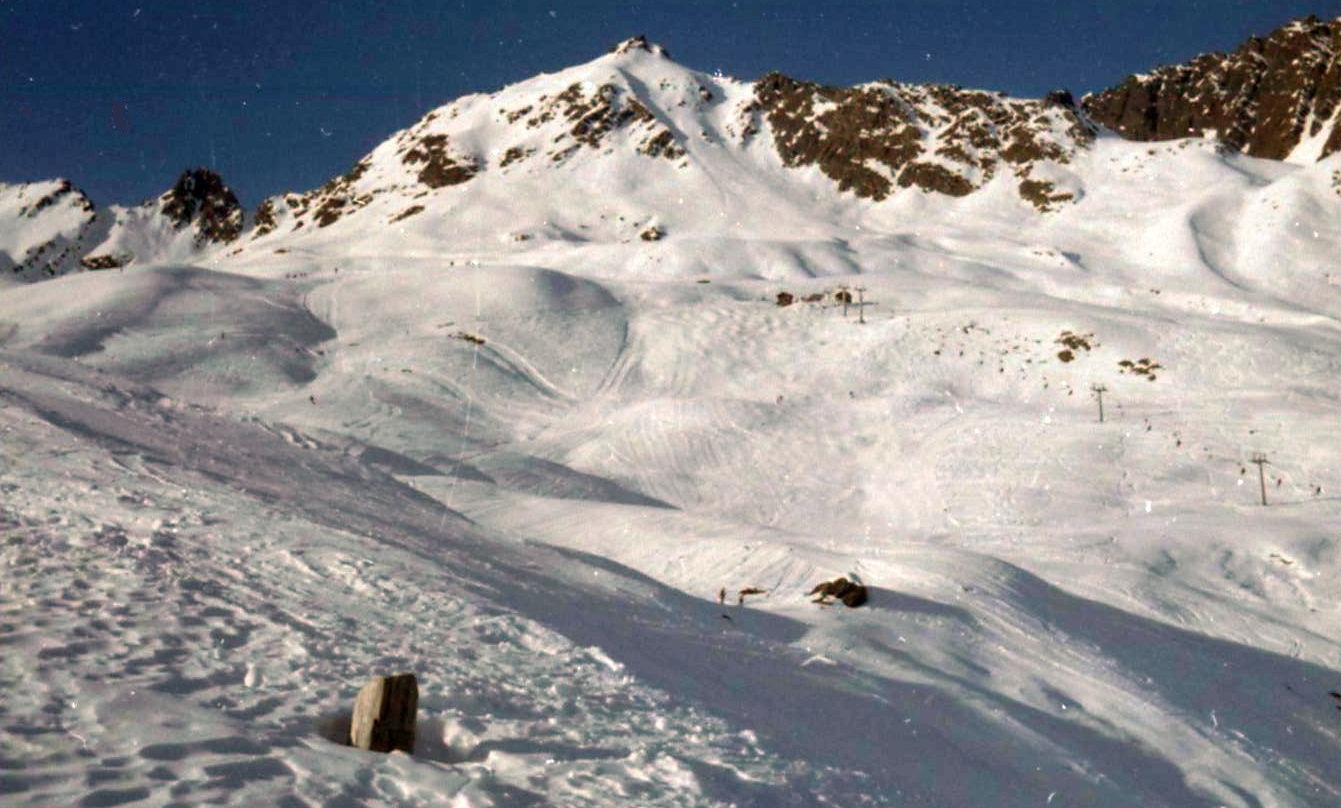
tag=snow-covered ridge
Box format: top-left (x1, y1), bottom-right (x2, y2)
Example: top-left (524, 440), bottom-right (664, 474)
top-left (252, 32), bottom-right (1093, 244)
top-left (1, 169), bottom-right (243, 283)
top-left (0, 179), bottom-right (98, 277)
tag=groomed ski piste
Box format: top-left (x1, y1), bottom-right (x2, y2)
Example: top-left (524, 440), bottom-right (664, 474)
top-left (3, 41), bottom-right (1340, 808)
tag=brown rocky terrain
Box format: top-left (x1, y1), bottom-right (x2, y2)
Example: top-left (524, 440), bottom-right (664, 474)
top-left (500, 80), bottom-right (685, 164)
top-left (749, 73), bottom-right (1093, 207)
top-left (1084, 15), bottom-right (1341, 160)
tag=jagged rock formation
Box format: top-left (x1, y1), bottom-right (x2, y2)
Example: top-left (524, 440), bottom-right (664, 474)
top-left (610, 34), bottom-right (669, 58)
top-left (160, 168), bottom-right (244, 244)
top-left (74, 168), bottom-right (244, 272)
top-left (748, 73), bottom-right (1093, 207)
top-left (1084, 15), bottom-right (1341, 161)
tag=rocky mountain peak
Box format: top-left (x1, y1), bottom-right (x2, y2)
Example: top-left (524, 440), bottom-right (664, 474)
top-left (160, 168), bottom-right (243, 245)
top-left (1083, 15), bottom-right (1341, 161)
top-left (610, 35), bottom-right (669, 58)
top-left (246, 48), bottom-right (692, 234)
top-left (0, 179), bottom-right (100, 278)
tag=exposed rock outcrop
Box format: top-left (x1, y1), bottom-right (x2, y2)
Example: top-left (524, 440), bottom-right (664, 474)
top-left (751, 72), bottom-right (1093, 206)
top-left (160, 168), bottom-right (243, 245)
top-left (611, 35), bottom-right (670, 58)
top-left (1084, 16), bottom-right (1341, 161)
top-left (403, 134), bottom-right (478, 189)
top-left (500, 81), bottom-right (683, 164)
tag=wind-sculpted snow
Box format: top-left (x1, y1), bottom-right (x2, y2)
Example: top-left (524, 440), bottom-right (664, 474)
top-left (3, 223), bottom-right (1339, 804)
top-left (5, 266), bottom-right (334, 397)
top-left (4, 348), bottom-right (1335, 807)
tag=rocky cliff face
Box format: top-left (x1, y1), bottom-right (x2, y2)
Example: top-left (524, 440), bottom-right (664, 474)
top-left (1084, 16), bottom-right (1341, 161)
top-left (748, 73), bottom-right (1093, 208)
top-left (159, 168), bottom-right (244, 245)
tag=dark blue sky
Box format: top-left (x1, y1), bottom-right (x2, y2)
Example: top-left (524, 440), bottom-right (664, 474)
top-left (4, 1), bottom-right (1337, 208)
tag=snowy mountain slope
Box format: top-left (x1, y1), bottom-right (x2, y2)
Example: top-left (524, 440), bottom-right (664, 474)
top-left (0, 169), bottom-right (244, 283)
top-left (0, 351), bottom-right (843, 807)
top-left (0, 180), bottom-right (101, 280)
top-left (2, 19), bottom-right (1340, 808)
top-left (227, 34), bottom-right (1093, 272)
top-left (5, 18), bottom-right (1339, 286)
top-left (1, 326), bottom-right (1336, 808)
top-left (243, 34), bottom-right (1091, 243)
top-left (204, 31), bottom-right (1338, 324)
top-left (3, 237), bottom-right (1338, 807)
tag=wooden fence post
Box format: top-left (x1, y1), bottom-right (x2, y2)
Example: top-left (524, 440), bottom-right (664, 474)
top-left (350, 673), bottom-right (419, 753)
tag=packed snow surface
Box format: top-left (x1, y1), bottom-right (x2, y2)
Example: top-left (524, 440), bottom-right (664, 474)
top-left (3, 44), bottom-right (1340, 808)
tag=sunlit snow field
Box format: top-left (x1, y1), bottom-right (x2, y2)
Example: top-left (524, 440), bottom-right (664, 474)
top-left (3, 44), bottom-right (1340, 808)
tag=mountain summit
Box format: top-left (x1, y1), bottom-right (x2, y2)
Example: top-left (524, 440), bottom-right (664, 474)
top-left (229, 28), bottom-right (1097, 257)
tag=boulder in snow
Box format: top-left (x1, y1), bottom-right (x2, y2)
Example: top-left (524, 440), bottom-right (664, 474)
top-left (809, 577), bottom-right (868, 608)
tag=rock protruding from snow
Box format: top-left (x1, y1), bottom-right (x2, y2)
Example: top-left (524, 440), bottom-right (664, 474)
top-left (160, 168), bottom-right (244, 245)
top-left (809, 577), bottom-right (869, 608)
top-left (403, 134), bottom-right (479, 189)
top-left (1084, 15), bottom-right (1341, 161)
top-left (76, 169), bottom-right (243, 272)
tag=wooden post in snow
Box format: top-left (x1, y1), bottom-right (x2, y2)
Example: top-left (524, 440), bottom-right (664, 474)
top-left (1250, 452), bottom-right (1269, 506)
top-left (350, 673), bottom-right (418, 753)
